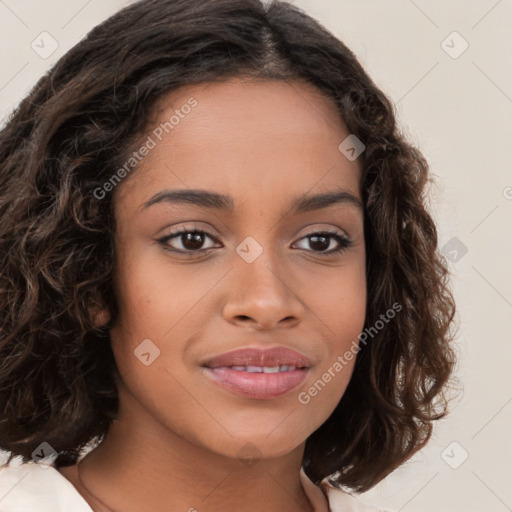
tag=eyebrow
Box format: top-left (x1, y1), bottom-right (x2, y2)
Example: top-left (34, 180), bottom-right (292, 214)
top-left (141, 188), bottom-right (363, 213)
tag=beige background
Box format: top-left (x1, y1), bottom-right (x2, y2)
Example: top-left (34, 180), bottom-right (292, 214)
top-left (1, 1), bottom-right (511, 511)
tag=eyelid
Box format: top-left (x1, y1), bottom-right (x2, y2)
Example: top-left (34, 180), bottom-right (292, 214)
top-left (161, 221), bottom-right (220, 238)
top-left (298, 225), bottom-right (349, 239)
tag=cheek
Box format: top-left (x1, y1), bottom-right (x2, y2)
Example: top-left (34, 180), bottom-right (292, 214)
top-left (111, 248), bottom-right (216, 341)
top-left (297, 259), bottom-right (366, 408)
top-left (107, 260), bottom-right (210, 447)
top-left (108, 252), bottom-right (221, 419)
top-left (306, 254), bottom-right (367, 349)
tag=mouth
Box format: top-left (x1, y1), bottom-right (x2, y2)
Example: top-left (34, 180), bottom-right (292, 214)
top-left (201, 347), bottom-right (312, 399)
top-left (213, 364), bottom-right (303, 372)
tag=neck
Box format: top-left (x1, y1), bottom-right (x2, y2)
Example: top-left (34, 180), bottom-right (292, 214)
top-left (75, 462), bottom-right (115, 512)
top-left (71, 385), bottom-right (315, 512)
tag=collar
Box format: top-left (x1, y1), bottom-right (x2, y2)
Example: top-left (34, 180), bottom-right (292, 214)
top-left (300, 467), bottom-right (331, 512)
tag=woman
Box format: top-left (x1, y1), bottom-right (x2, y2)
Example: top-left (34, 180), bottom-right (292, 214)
top-left (0, 0), bottom-right (457, 510)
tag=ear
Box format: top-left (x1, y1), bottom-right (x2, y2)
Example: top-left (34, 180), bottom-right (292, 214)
top-left (88, 303), bottom-right (111, 328)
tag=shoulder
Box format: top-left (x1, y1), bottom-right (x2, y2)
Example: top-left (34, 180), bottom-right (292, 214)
top-left (322, 480), bottom-right (396, 512)
top-left (0, 461), bottom-right (93, 512)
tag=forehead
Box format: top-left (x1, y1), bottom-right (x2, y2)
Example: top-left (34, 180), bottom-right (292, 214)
top-left (117, 78), bottom-right (362, 211)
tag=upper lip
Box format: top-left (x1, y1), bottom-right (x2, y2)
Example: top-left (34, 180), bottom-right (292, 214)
top-left (202, 346), bottom-right (313, 369)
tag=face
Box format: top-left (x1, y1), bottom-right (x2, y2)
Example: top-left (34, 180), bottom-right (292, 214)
top-left (103, 78), bottom-right (366, 461)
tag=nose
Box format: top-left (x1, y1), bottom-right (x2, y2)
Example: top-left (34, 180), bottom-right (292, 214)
top-left (222, 247), bottom-right (305, 331)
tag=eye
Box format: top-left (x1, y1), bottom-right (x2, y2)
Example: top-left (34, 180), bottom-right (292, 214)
top-left (156, 229), bottom-right (218, 253)
top-left (293, 230), bottom-right (353, 255)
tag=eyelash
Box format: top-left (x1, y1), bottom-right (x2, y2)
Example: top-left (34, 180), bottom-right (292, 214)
top-left (156, 227), bottom-right (353, 257)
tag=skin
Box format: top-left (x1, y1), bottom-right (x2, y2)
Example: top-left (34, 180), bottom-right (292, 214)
top-left (59, 78), bottom-right (367, 512)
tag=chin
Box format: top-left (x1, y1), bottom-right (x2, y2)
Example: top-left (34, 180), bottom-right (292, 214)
top-left (203, 432), bottom-right (307, 463)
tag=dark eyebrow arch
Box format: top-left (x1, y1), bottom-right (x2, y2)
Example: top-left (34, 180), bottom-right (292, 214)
top-left (291, 189), bottom-right (363, 212)
top-left (141, 188), bottom-right (363, 212)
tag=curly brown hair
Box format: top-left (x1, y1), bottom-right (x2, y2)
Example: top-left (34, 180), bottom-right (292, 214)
top-left (0, 0), bottom-right (458, 493)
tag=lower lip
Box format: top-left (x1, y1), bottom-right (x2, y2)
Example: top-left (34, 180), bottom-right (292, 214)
top-left (203, 367), bottom-right (309, 399)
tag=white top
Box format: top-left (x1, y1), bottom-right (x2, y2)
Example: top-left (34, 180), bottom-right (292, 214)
top-left (0, 461), bottom-right (394, 512)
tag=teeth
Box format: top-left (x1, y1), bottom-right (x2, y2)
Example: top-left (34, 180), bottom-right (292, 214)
top-left (228, 365), bottom-right (298, 372)
top-left (246, 365), bottom-right (263, 373)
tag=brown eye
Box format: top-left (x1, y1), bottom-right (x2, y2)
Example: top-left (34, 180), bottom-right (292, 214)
top-left (308, 234), bottom-right (331, 252)
top-left (179, 232), bottom-right (208, 251)
top-left (157, 230), bottom-right (218, 253)
top-left (293, 231), bottom-right (353, 255)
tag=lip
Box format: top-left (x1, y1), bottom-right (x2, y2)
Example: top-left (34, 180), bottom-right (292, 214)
top-left (201, 346), bottom-right (312, 400)
top-left (203, 367), bottom-right (309, 399)
top-left (202, 347), bottom-right (313, 369)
